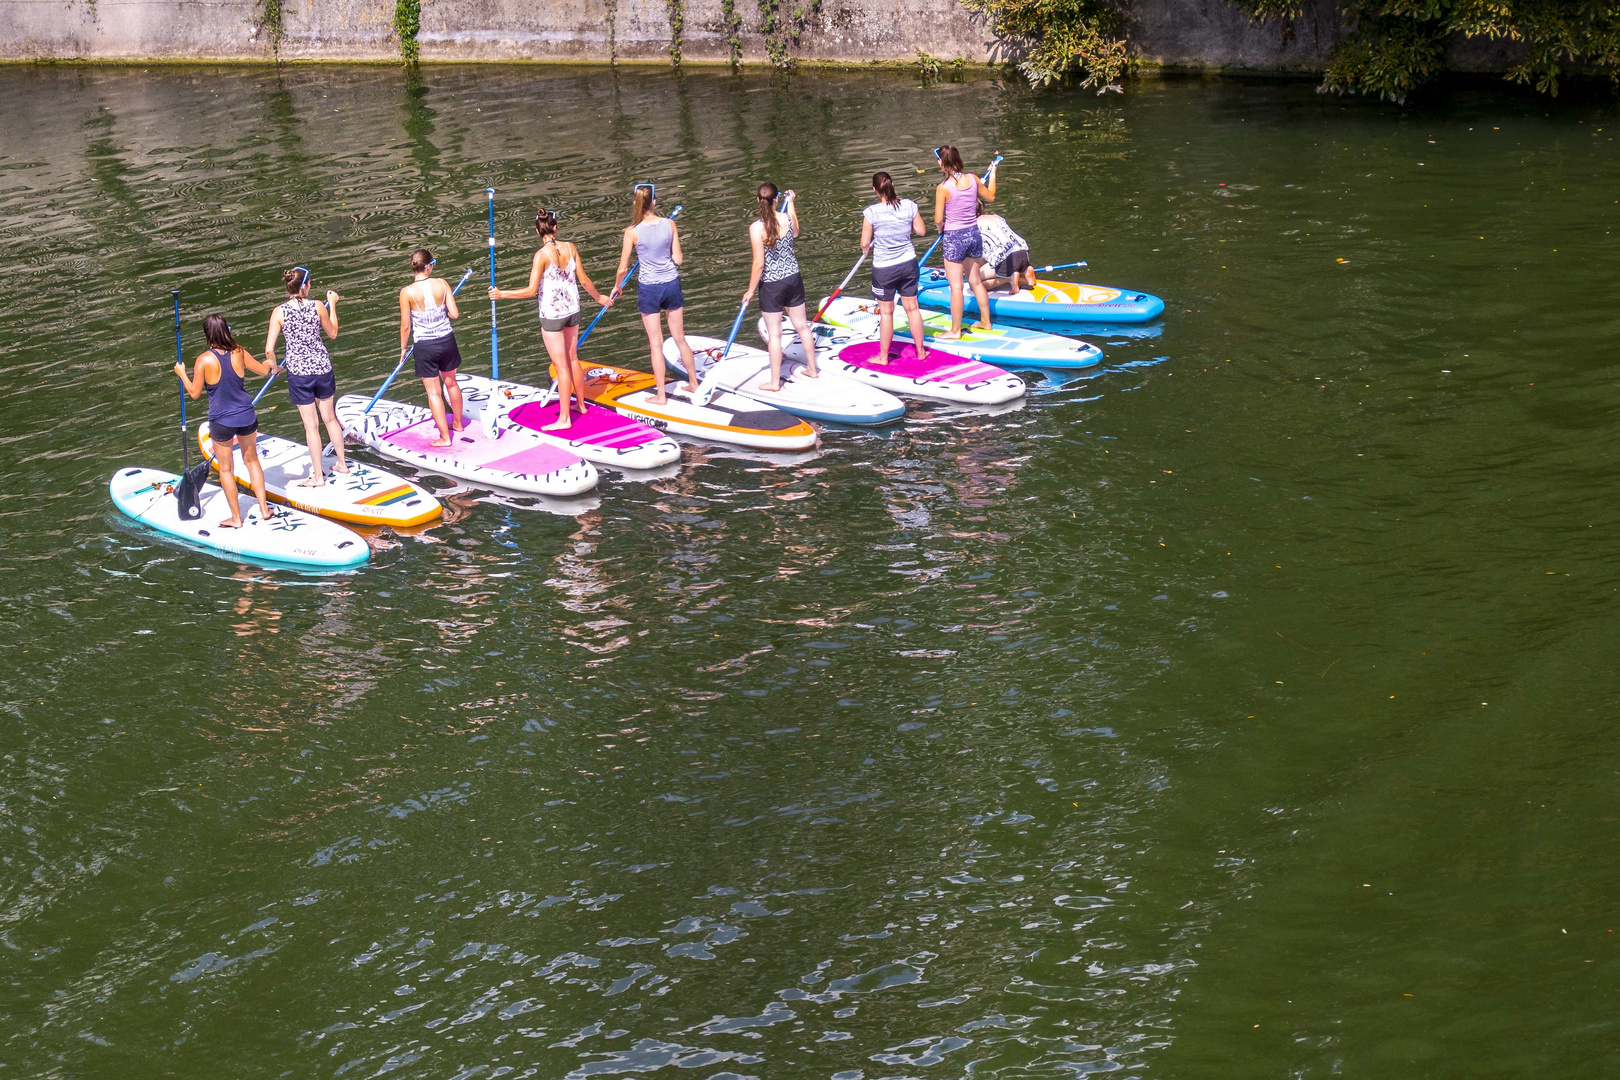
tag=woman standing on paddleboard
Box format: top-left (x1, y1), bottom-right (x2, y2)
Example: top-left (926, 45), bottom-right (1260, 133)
top-left (265, 266), bottom-right (350, 486)
top-left (743, 183), bottom-right (819, 392)
top-left (932, 145), bottom-right (996, 338)
top-left (399, 248), bottom-right (464, 448)
top-left (174, 314), bottom-right (275, 528)
top-left (613, 184), bottom-right (696, 405)
top-left (861, 170), bottom-right (929, 367)
top-left (489, 207), bottom-right (613, 432)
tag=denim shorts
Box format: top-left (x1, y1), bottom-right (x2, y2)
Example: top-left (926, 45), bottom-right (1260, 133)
top-left (940, 225), bottom-right (984, 264)
top-left (637, 277), bottom-right (684, 315)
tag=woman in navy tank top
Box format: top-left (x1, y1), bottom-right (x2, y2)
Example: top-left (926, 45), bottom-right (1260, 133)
top-left (173, 314), bottom-right (275, 528)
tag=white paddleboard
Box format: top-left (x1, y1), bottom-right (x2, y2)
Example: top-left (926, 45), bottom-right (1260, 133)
top-left (109, 467), bottom-right (370, 571)
top-left (453, 373), bottom-right (683, 471)
top-left (818, 295), bottom-right (1103, 370)
top-left (335, 394), bottom-right (598, 497)
top-left (664, 336), bottom-right (905, 426)
top-left (200, 424), bottom-right (441, 528)
top-left (573, 364), bottom-right (819, 452)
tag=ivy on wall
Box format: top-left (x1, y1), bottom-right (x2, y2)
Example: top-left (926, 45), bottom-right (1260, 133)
top-left (758, 0), bottom-right (820, 67)
top-left (393, 0), bottom-right (421, 62)
top-left (605, 0), bottom-right (618, 62)
top-left (257, 0), bottom-right (285, 53)
top-left (667, 0), bottom-right (685, 65)
top-left (720, 0), bottom-right (744, 66)
top-left (961, 0), bottom-right (1127, 90)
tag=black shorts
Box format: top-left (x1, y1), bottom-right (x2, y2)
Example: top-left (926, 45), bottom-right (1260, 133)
top-left (209, 418), bottom-right (258, 443)
top-left (871, 260), bottom-right (920, 302)
top-left (540, 311), bottom-right (581, 333)
top-left (287, 370), bottom-right (337, 406)
top-left (996, 249), bottom-right (1032, 278)
top-left (414, 334), bottom-right (462, 379)
top-left (759, 274), bottom-right (806, 314)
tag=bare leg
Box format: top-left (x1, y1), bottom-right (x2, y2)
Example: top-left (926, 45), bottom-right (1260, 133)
top-left (441, 371), bottom-right (464, 432)
top-left (875, 299), bottom-right (895, 365)
top-left (293, 401), bottom-right (327, 487)
top-left (943, 259), bottom-right (966, 337)
top-left (239, 431), bottom-right (274, 520)
top-left (564, 325), bottom-right (589, 412)
top-left (664, 308), bottom-right (699, 392)
top-left (540, 327), bottom-right (573, 430)
top-left (966, 257), bottom-right (993, 330)
top-left (318, 397), bottom-right (350, 473)
top-left (903, 296), bottom-right (929, 361)
top-left (1025, 266), bottom-right (1038, 292)
top-left (759, 310), bottom-right (784, 391)
top-left (643, 312), bottom-right (670, 403)
top-left (785, 303), bottom-right (817, 377)
top-left (423, 377), bottom-right (451, 446)
top-left (216, 459), bottom-right (245, 528)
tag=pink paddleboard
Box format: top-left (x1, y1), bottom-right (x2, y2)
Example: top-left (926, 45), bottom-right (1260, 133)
top-left (507, 401), bottom-right (680, 470)
top-left (826, 341), bottom-right (1026, 404)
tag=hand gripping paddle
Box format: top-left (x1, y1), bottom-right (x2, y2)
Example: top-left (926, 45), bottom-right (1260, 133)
top-left (171, 289), bottom-right (209, 520)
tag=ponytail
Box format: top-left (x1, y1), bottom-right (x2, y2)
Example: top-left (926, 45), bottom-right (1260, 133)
top-left (630, 186), bottom-right (655, 226)
top-left (535, 207), bottom-right (558, 241)
top-left (937, 145), bottom-right (964, 174)
top-left (409, 248), bottom-right (435, 274)
top-left (756, 182), bottom-right (780, 248)
top-left (871, 171), bottom-right (899, 207)
top-left (203, 314), bottom-right (237, 352)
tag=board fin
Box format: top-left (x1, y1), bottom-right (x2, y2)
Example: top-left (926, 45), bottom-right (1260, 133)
top-left (174, 460), bottom-right (210, 520)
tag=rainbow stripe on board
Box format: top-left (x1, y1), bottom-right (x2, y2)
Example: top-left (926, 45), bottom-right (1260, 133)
top-left (356, 484), bottom-right (417, 507)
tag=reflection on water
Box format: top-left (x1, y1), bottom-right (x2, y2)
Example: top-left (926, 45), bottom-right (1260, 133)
top-left (4, 64), bottom-right (1620, 1079)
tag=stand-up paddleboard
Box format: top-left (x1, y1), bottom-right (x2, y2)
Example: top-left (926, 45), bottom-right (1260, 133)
top-left (775, 323), bottom-right (1025, 405)
top-left (335, 394), bottom-right (598, 497)
top-left (451, 373), bottom-right (682, 472)
top-left (917, 268), bottom-right (1164, 325)
top-left (199, 424), bottom-right (441, 528)
top-left (110, 467), bottom-right (370, 570)
top-left (571, 364), bottom-right (817, 452)
top-left (817, 296), bottom-right (1103, 370)
top-left (664, 336), bottom-right (904, 426)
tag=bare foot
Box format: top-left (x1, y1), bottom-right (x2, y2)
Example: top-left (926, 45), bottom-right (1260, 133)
top-left (803, 368), bottom-right (820, 379)
top-left (260, 506), bottom-right (278, 520)
top-left (939, 330), bottom-right (964, 341)
top-left (684, 382), bottom-right (699, 393)
top-left (870, 357), bottom-right (890, 366)
top-left (542, 418), bottom-right (573, 432)
top-left (293, 476), bottom-right (326, 488)
top-left (653, 394), bottom-right (668, 405)
top-left (219, 517), bottom-right (245, 529)
top-left (330, 462), bottom-right (352, 474)
top-left (430, 434), bottom-right (452, 448)
top-left (757, 381), bottom-right (782, 392)
top-left (451, 420), bottom-right (464, 433)
top-left (972, 322), bottom-right (993, 331)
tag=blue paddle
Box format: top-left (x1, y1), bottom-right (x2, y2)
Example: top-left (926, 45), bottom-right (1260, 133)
top-left (365, 268), bottom-right (474, 413)
top-left (695, 299), bottom-right (751, 406)
top-left (170, 288), bottom-right (209, 519)
top-left (487, 188), bottom-right (499, 380)
top-left (580, 204), bottom-right (683, 348)
top-left (919, 153), bottom-right (1001, 269)
top-left (252, 292), bottom-right (335, 406)
top-left (1032, 260), bottom-right (1088, 274)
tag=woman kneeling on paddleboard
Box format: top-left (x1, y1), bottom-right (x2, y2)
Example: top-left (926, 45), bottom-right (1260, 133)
top-left (399, 249), bottom-right (464, 448)
top-left (975, 200), bottom-right (1035, 297)
top-left (745, 182), bottom-right (819, 392)
top-left (174, 314), bottom-right (275, 528)
top-left (489, 207), bottom-right (612, 431)
top-left (613, 184), bottom-right (696, 405)
top-left (265, 266), bottom-right (350, 486)
top-left (861, 171), bottom-right (929, 366)
top-left (932, 145), bottom-right (996, 338)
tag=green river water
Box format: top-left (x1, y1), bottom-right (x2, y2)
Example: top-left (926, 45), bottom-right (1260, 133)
top-left (3, 65), bottom-right (1619, 1077)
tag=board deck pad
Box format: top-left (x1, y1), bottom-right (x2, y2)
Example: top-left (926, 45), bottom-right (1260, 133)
top-left (508, 400), bottom-right (664, 451)
top-left (456, 373), bottom-right (681, 470)
top-left (670, 338), bottom-right (904, 426)
top-left (836, 341), bottom-right (1007, 385)
top-left (819, 296), bottom-right (1103, 369)
top-left (916, 269), bottom-right (1164, 324)
top-left (382, 416), bottom-right (582, 476)
top-left (200, 426), bottom-right (440, 528)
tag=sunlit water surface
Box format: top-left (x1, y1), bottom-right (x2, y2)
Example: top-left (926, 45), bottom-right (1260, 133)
top-left (3, 66), bottom-right (1619, 1078)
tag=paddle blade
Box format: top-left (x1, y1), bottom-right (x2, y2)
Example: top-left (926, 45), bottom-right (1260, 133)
top-left (174, 459), bottom-right (210, 520)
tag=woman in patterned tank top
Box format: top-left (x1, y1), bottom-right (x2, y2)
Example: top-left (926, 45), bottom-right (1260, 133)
top-left (264, 266), bottom-right (351, 486)
top-left (490, 207), bottom-right (613, 432)
top-left (742, 182), bottom-right (819, 393)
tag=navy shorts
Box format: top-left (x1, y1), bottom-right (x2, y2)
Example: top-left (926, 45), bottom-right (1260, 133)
top-left (941, 225), bottom-right (984, 264)
top-left (414, 334), bottom-right (462, 379)
top-left (871, 260), bottom-right (920, 302)
top-left (759, 274), bottom-right (806, 314)
top-left (287, 369), bottom-right (337, 406)
top-left (210, 418), bottom-right (258, 443)
top-left (637, 277), bottom-right (684, 316)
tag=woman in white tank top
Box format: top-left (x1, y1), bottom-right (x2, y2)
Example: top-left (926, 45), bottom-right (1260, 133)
top-left (490, 207), bottom-right (613, 432)
top-left (398, 248), bottom-right (464, 448)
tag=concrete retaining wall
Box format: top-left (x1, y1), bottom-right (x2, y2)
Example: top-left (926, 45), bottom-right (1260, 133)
top-left (0, 0), bottom-right (1513, 73)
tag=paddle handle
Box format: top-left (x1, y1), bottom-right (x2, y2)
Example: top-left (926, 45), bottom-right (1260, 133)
top-left (172, 289), bottom-right (187, 471)
top-left (366, 268), bottom-right (474, 413)
top-left (920, 154), bottom-right (1001, 269)
top-left (1034, 260), bottom-right (1087, 273)
top-left (487, 188), bottom-right (499, 380)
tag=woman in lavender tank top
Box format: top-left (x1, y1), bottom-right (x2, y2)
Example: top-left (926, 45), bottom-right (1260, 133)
top-left (931, 144), bottom-right (998, 338)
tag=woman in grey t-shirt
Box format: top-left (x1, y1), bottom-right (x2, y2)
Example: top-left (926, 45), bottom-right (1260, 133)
top-left (859, 171), bottom-right (929, 366)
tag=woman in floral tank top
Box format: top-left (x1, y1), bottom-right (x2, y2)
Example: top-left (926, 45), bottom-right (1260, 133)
top-left (264, 266), bottom-right (350, 486)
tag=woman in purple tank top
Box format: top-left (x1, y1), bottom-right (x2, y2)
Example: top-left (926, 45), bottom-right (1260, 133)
top-left (931, 145), bottom-right (998, 338)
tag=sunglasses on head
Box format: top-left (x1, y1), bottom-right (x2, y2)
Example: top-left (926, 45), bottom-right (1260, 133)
top-left (293, 265), bottom-right (311, 291)
top-left (633, 182), bottom-right (656, 202)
